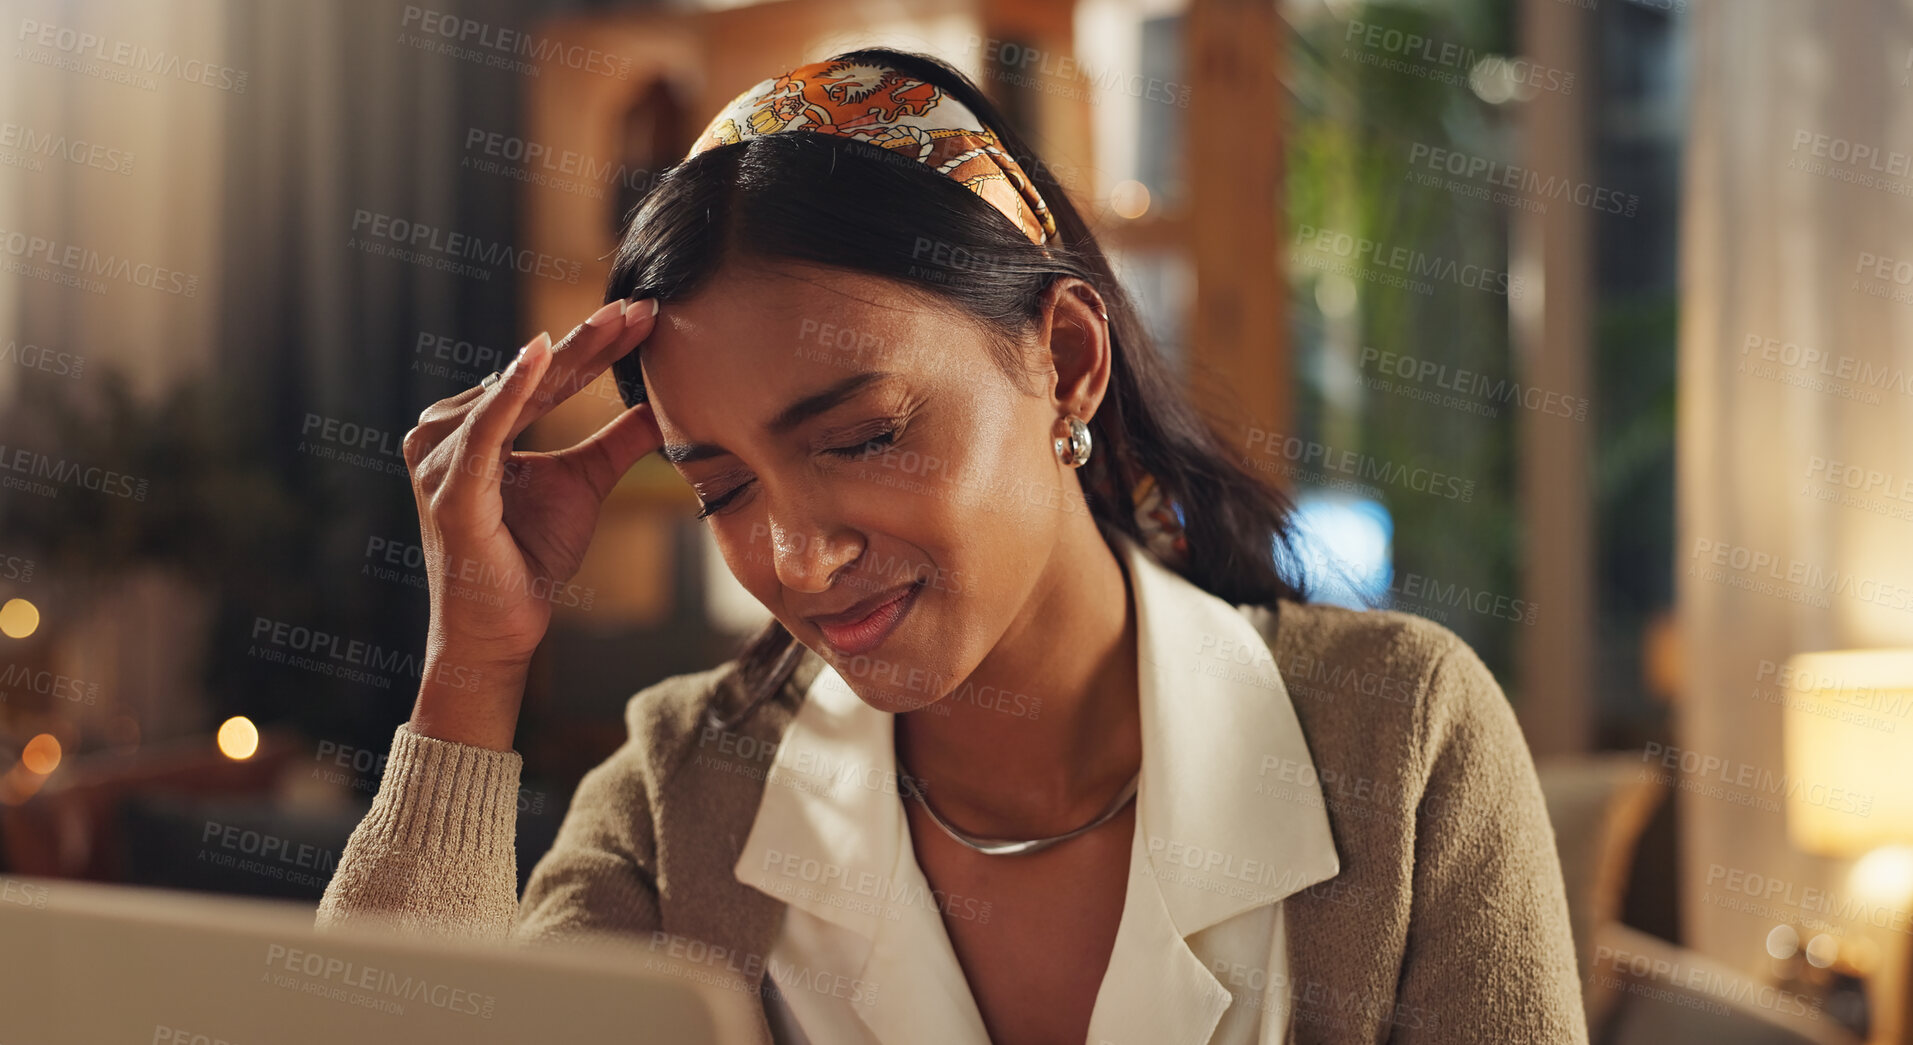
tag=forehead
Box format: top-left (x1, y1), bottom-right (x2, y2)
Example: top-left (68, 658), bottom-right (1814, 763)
top-left (638, 262), bottom-right (976, 414)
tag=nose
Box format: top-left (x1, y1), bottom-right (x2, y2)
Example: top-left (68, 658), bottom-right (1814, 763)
top-left (764, 505), bottom-right (862, 595)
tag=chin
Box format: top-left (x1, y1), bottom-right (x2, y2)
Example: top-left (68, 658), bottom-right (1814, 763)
top-left (850, 688), bottom-right (945, 715)
top-left (809, 638), bottom-right (955, 714)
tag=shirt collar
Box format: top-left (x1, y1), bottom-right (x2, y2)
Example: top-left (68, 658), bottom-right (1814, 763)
top-left (733, 531), bottom-right (1341, 939)
top-left (1119, 529), bottom-right (1341, 936)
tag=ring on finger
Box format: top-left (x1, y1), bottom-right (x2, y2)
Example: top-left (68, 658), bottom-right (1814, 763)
top-left (479, 370), bottom-right (503, 390)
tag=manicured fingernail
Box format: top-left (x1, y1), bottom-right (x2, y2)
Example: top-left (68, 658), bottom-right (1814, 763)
top-left (624, 297), bottom-right (657, 327)
top-left (512, 332), bottom-right (548, 370)
top-left (586, 300), bottom-right (626, 329)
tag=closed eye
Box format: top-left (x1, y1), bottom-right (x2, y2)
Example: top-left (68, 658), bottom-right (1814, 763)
top-left (693, 483), bottom-right (748, 519)
top-left (825, 427), bottom-right (897, 458)
top-left (694, 421), bottom-right (905, 519)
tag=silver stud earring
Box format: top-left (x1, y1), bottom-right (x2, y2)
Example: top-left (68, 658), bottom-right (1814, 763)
top-left (1054, 415), bottom-right (1092, 468)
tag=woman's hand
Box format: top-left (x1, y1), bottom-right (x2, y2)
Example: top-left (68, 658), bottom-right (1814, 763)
top-left (402, 298), bottom-right (662, 749)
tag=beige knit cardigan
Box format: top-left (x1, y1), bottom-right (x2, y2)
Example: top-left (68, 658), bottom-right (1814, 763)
top-left (314, 599), bottom-right (1589, 1044)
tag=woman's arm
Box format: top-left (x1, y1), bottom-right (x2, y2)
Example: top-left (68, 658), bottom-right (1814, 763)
top-left (312, 301), bottom-right (664, 940)
top-left (313, 722), bottom-right (525, 939)
top-left (313, 720), bottom-right (665, 946)
top-left (1391, 641), bottom-right (1591, 1044)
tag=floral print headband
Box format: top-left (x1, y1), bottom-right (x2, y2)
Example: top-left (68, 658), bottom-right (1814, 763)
top-left (684, 57), bottom-right (1188, 569)
top-left (685, 58), bottom-right (1057, 247)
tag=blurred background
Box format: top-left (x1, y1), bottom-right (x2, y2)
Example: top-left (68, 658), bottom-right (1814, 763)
top-left (0, 0), bottom-right (1910, 1041)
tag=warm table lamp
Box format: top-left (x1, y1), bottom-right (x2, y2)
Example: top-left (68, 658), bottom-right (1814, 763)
top-left (1782, 648), bottom-right (1913, 1045)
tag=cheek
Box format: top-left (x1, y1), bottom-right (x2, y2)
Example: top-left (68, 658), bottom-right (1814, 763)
top-left (710, 522), bottom-right (779, 601)
top-left (933, 389), bottom-right (1052, 505)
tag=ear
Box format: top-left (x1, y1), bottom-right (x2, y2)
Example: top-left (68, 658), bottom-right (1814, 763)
top-left (1036, 277), bottom-right (1113, 421)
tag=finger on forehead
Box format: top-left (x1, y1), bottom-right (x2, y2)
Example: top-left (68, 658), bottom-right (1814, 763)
top-left (509, 300), bottom-right (656, 442)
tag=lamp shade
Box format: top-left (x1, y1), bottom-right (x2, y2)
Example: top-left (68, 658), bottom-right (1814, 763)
top-left (1782, 649), bottom-right (1913, 856)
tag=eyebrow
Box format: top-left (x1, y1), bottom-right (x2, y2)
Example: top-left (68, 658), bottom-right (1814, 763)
top-left (659, 371), bottom-right (897, 465)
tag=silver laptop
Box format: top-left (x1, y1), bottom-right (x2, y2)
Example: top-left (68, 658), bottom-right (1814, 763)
top-left (0, 874), bottom-right (759, 1043)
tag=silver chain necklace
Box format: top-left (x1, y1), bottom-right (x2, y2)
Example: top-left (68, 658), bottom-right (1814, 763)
top-left (898, 765), bottom-right (1140, 857)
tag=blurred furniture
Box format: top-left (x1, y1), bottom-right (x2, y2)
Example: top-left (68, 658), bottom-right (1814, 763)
top-left (1594, 920), bottom-right (1864, 1045)
top-left (1537, 752), bottom-right (1863, 1045)
top-left (0, 728), bottom-right (299, 880)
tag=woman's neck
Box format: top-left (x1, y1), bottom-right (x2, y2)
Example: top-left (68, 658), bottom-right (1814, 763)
top-left (894, 531), bottom-right (1142, 837)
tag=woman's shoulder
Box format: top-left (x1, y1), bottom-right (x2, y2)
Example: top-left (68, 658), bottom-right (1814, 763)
top-left (585, 656), bottom-right (806, 795)
top-left (1261, 596), bottom-right (1488, 690)
top-left (1255, 597), bottom-right (1511, 754)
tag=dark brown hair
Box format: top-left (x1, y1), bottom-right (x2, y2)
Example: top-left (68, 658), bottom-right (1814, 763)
top-left (603, 48), bottom-right (1311, 721)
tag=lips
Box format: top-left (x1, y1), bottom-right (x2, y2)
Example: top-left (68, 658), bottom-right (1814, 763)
top-left (807, 579), bottom-right (924, 656)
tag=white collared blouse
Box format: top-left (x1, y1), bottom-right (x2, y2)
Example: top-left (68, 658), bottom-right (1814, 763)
top-left (732, 533), bottom-right (1342, 1045)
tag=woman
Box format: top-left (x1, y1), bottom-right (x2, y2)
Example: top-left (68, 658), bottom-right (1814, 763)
top-left (317, 49), bottom-right (1588, 1045)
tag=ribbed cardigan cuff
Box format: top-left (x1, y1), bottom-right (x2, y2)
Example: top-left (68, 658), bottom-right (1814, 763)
top-left (357, 722), bottom-right (523, 859)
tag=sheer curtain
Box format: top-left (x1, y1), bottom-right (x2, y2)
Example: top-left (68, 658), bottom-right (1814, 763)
top-left (1680, 0), bottom-right (1913, 989)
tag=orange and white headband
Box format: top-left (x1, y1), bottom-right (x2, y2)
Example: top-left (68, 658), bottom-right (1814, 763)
top-left (685, 58), bottom-right (1058, 247)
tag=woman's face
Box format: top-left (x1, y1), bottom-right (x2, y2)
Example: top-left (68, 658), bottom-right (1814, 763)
top-left (638, 259), bottom-right (1105, 712)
